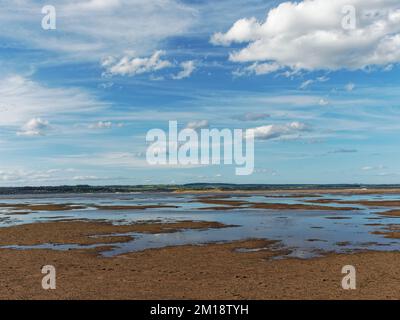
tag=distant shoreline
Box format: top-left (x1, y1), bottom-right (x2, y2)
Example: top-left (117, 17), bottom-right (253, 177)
top-left (1, 184), bottom-right (400, 195)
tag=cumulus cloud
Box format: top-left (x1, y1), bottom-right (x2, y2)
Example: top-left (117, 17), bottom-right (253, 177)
top-left (211, 0), bottom-right (400, 71)
top-left (246, 122), bottom-right (310, 140)
top-left (103, 54), bottom-right (197, 79)
top-left (211, 17), bottom-right (261, 46)
top-left (172, 61), bottom-right (196, 79)
top-left (17, 118), bottom-right (50, 136)
top-left (102, 50), bottom-right (172, 76)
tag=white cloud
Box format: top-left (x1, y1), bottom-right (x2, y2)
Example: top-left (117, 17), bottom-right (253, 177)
top-left (88, 121), bottom-right (124, 129)
top-left (211, 17), bottom-right (261, 46)
top-left (103, 54), bottom-right (196, 79)
top-left (211, 0), bottom-right (400, 71)
top-left (0, 75), bottom-right (104, 126)
top-left (65, 0), bottom-right (121, 11)
top-left (0, 168), bottom-right (80, 184)
top-left (384, 64), bottom-right (394, 71)
top-left (0, 169), bottom-right (45, 182)
top-left (72, 175), bottom-right (101, 181)
top-left (234, 62), bottom-right (281, 76)
top-left (17, 118), bottom-right (50, 136)
top-left (102, 50), bottom-right (172, 76)
top-left (300, 80), bottom-right (315, 90)
top-left (300, 75), bottom-right (330, 89)
top-left (362, 165), bottom-right (386, 171)
top-left (318, 98), bottom-right (330, 106)
top-left (0, 0), bottom-right (196, 59)
top-left (246, 122), bottom-right (310, 140)
top-left (172, 60), bottom-right (196, 80)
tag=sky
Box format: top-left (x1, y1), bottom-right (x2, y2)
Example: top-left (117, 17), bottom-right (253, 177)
top-left (0, 0), bottom-right (400, 186)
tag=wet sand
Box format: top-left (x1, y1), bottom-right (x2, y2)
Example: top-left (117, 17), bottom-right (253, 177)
top-left (195, 198), bottom-right (359, 211)
top-left (327, 200), bottom-right (400, 207)
top-left (371, 224), bottom-right (400, 239)
top-left (0, 220), bottom-right (229, 246)
top-left (0, 203), bottom-right (87, 211)
top-left (0, 238), bottom-right (399, 299)
top-left (379, 210), bottom-right (400, 217)
top-left (0, 203), bottom-right (179, 211)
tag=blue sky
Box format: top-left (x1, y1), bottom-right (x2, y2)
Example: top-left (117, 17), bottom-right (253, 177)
top-left (1, 0), bottom-right (400, 186)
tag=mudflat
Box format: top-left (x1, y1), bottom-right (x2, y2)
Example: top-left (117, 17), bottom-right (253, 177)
top-left (195, 198), bottom-right (359, 211)
top-left (1, 189), bottom-right (399, 300)
top-left (0, 238), bottom-right (399, 299)
top-left (0, 220), bottom-right (229, 246)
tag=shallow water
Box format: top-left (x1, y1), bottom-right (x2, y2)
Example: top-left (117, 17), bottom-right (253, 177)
top-left (0, 192), bottom-right (399, 258)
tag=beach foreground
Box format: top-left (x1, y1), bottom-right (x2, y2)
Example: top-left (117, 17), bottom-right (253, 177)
top-left (0, 238), bottom-right (399, 299)
top-left (0, 219), bottom-right (399, 300)
top-left (0, 189), bottom-right (400, 299)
